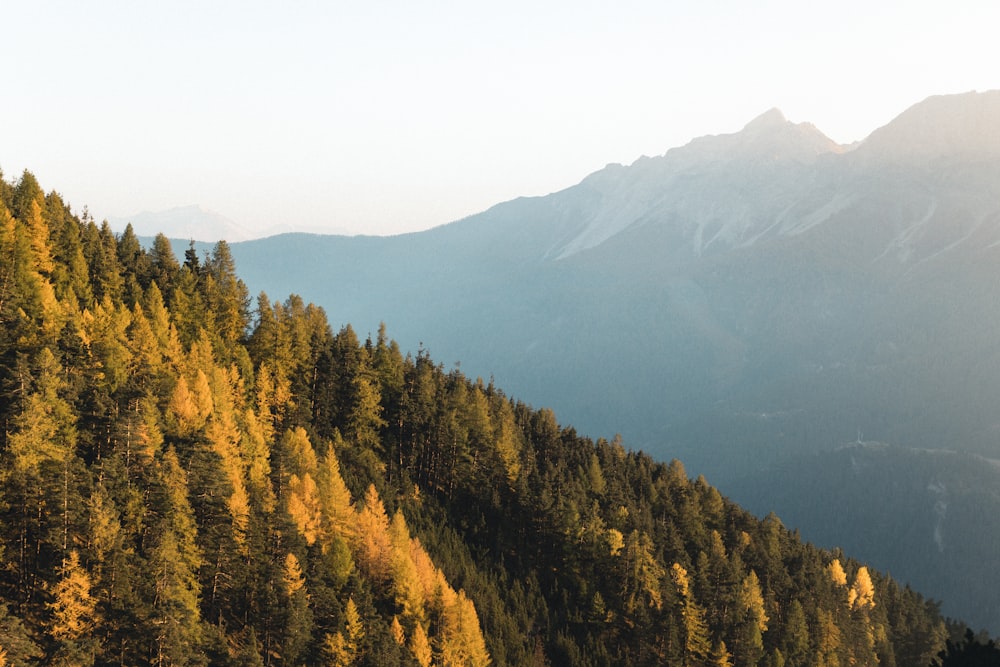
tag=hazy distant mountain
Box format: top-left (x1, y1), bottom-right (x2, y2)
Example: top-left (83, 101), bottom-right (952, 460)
top-left (229, 90), bottom-right (1000, 463)
top-left (221, 90), bottom-right (1000, 630)
top-left (109, 205), bottom-right (251, 242)
top-left (110, 205), bottom-right (353, 242)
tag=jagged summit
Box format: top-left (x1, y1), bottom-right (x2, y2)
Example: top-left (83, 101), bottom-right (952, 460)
top-left (540, 106), bottom-right (844, 260)
top-left (743, 107), bottom-right (789, 129)
top-left (670, 106), bottom-right (843, 166)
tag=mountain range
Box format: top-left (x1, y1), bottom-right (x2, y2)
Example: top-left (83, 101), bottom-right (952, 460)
top-left (108, 205), bottom-right (351, 243)
top-left (173, 90), bottom-right (1000, 631)
top-left (1, 159), bottom-right (960, 665)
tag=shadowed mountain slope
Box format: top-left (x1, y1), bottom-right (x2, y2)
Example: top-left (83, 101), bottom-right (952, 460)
top-left (218, 91), bottom-right (1000, 631)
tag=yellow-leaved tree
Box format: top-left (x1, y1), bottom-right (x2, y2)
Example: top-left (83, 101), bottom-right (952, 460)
top-left (317, 440), bottom-right (356, 544)
top-left (354, 484), bottom-right (393, 585)
top-left (409, 622), bottom-right (433, 667)
top-left (325, 597), bottom-right (364, 667)
top-left (48, 550), bottom-right (98, 666)
top-left (848, 566), bottom-right (875, 611)
top-left (282, 553), bottom-right (312, 665)
top-left (828, 559), bottom-right (848, 586)
top-left (671, 562), bottom-right (711, 665)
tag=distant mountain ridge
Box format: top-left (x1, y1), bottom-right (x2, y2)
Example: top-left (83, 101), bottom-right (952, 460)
top-left (110, 205), bottom-right (354, 243)
top-left (108, 205), bottom-right (250, 242)
top-left (216, 90), bottom-right (1000, 630)
top-left (2, 158), bottom-right (958, 666)
top-left (218, 91), bottom-right (1000, 453)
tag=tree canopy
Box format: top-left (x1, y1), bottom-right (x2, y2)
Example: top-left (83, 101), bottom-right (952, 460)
top-left (0, 170), bottom-right (975, 665)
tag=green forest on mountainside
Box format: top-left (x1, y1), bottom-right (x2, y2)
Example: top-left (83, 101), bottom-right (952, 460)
top-left (0, 169), bottom-right (971, 665)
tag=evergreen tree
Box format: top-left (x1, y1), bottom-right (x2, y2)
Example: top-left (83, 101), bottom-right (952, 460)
top-left (931, 628), bottom-right (1000, 667)
top-left (354, 484), bottom-right (393, 586)
top-left (148, 233), bottom-right (181, 298)
top-left (280, 552), bottom-right (312, 665)
top-left (0, 603), bottom-right (42, 666)
top-left (2, 347), bottom-right (86, 603)
top-left (47, 551), bottom-right (99, 666)
top-left (325, 596), bottom-right (364, 666)
top-left (148, 448), bottom-right (204, 666)
top-left (671, 563), bottom-right (711, 666)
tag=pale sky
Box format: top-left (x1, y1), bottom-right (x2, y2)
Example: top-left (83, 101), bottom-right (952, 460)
top-left (2, 1), bottom-right (998, 236)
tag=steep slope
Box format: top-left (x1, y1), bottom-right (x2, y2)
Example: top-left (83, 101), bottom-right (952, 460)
top-left (228, 90), bottom-right (1000, 467)
top-left (728, 443), bottom-right (1000, 633)
top-left (221, 90), bottom-right (1000, 632)
top-left (858, 89), bottom-right (1000, 162)
top-left (0, 169), bottom-right (958, 665)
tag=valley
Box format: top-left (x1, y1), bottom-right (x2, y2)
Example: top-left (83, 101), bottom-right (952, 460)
top-left (215, 90), bottom-right (1000, 632)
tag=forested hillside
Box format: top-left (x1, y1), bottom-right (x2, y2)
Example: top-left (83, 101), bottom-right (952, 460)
top-left (0, 169), bottom-right (960, 665)
top-left (210, 91), bottom-right (1000, 632)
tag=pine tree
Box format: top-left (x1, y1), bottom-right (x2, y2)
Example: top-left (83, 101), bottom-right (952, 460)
top-left (388, 510), bottom-right (426, 626)
top-left (317, 442), bottom-right (356, 544)
top-left (81, 296), bottom-right (133, 394)
top-left (733, 569), bottom-right (768, 665)
top-left (828, 559), bottom-right (848, 586)
top-left (815, 608), bottom-right (843, 667)
top-left (45, 193), bottom-right (92, 305)
top-left (148, 234), bottom-right (180, 300)
top-left (202, 240), bottom-right (250, 359)
top-left (848, 566), bottom-right (875, 611)
top-left (85, 483), bottom-right (120, 569)
top-left (671, 562), bottom-right (711, 665)
top-left (287, 472), bottom-right (322, 546)
top-left (390, 615), bottom-right (405, 646)
top-left (2, 347), bottom-right (85, 602)
top-left (437, 588), bottom-right (491, 667)
top-left (116, 223), bottom-right (150, 305)
top-left (349, 373), bottom-right (387, 452)
top-left (354, 484), bottom-right (393, 585)
top-left (23, 197), bottom-right (54, 278)
top-left (409, 621), bottom-right (433, 667)
top-left (325, 597), bottom-right (364, 667)
top-left (90, 221), bottom-right (125, 303)
top-left (490, 395), bottom-right (523, 487)
top-left (148, 448), bottom-right (204, 666)
top-left (780, 599), bottom-right (810, 663)
top-left (238, 407), bottom-right (275, 513)
top-left (623, 531), bottom-right (665, 613)
top-left (280, 553), bottom-right (312, 665)
top-left (148, 529), bottom-right (204, 666)
top-left (709, 639), bottom-right (733, 667)
top-left (0, 199), bottom-right (62, 348)
top-left (47, 551), bottom-right (98, 666)
top-left (0, 204), bottom-right (18, 320)
top-left (0, 603), bottom-right (42, 666)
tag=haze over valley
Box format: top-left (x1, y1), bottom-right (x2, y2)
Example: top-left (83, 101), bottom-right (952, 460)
top-left (6, 88), bottom-right (1000, 666)
top-left (197, 90), bottom-right (1000, 632)
top-left (6, 2), bottom-right (1000, 662)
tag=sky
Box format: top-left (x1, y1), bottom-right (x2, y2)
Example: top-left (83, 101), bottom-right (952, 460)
top-left (2, 1), bottom-right (999, 237)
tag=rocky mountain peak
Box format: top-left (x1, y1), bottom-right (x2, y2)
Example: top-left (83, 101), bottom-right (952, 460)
top-left (743, 107), bottom-right (789, 130)
top-left (672, 107), bottom-right (843, 167)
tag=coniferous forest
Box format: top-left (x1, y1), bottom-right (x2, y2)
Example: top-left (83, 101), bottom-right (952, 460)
top-left (0, 169), bottom-right (971, 665)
